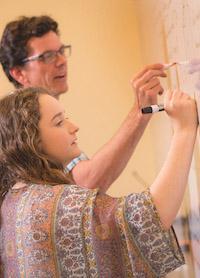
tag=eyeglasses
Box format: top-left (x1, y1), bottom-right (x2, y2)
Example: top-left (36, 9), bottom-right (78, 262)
top-left (22, 45), bottom-right (71, 64)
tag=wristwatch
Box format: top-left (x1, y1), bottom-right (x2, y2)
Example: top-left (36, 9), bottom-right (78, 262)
top-left (64, 152), bottom-right (88, 173)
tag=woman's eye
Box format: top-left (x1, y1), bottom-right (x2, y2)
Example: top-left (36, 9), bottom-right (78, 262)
top-left (55, 116), bottom-right (68, 126)
top-left (56, 120), bottom-right (63, 126)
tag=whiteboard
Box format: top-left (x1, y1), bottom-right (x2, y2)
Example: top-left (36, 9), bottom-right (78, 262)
top-left (162, 1), bottom-right (200, 276)
top-left (136, 1), bottom-right (200, 276)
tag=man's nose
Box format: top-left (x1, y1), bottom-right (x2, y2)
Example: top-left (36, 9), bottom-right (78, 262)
top-left (55, 52), bottom-right (67, 66)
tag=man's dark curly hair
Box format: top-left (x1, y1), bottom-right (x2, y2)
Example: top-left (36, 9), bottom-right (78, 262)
top-left (0, 15), bottom-right (59, 88)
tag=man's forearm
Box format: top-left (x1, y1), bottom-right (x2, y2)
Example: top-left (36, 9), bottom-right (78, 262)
top-left (71, 63), bottom-right (166, 191)
top-left (72, 107), bottom-right (151, 191)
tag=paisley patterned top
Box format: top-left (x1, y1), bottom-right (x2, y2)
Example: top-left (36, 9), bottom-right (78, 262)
top-left (0, 183), bottom-right (184, 277)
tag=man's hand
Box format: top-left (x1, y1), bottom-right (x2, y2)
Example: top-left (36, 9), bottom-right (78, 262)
top-left (131, 63), bottom-right (167, 109)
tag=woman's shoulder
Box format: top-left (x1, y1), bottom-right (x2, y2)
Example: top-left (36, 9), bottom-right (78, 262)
top-left (28, 183), bottom-right (98, 202)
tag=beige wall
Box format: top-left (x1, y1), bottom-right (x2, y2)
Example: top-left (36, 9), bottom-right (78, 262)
top-left (0, 0), bottom-right (157, 196)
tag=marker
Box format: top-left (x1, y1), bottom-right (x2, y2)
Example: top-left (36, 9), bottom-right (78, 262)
top-left (141, 104), bottom-right (164, 114)
top-left (163, 60), bottom-right (189, 69)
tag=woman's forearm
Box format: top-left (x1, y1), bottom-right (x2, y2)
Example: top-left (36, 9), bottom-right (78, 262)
top-left (150, 128), bottom-right (197, 230)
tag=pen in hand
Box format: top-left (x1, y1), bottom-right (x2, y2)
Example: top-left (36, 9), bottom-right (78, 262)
top-left (141, 104), bottom-right (165, 114)
top-left (141, 59), bottom-right (195, 114)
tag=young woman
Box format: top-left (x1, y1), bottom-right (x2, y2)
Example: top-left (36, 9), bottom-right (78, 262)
top-left (0, 87), bottom-right (197, 277)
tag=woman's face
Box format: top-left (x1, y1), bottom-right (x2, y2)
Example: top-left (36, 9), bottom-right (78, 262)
top-left (39, 94), bottom-right (81, 166)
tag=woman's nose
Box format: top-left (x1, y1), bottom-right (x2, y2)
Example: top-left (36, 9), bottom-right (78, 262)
top-left (68, 121), bottom-right (79, 133)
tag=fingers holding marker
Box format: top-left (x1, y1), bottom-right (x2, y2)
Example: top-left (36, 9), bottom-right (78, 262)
top-left (132, 69), bottom-right (166, 91)
top-left (141, 90), bottom-right (172, 114)
top-left (141, 90), bottom-right (196, 117)
top-left (140, 62), bottom-right (198, 115)
top-left (139, 78), bottom-right (164, 96)
top-left (132, 64), bottom-right (167, 110)
top-left (139, 77), bottom-right (160, 92)
top-left (164, 90), bottom-right (198, 130)
top-left (132, 63), bottom-right (166, 81)
top-left (138, 84), bottom-right (164, 110)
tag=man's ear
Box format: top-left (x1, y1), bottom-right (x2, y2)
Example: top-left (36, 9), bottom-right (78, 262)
top-left (9, 66), bottom-right (29, 86)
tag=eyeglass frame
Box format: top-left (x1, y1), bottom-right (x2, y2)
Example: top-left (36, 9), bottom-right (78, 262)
top-left (22, 44), bottom-right (71, 64)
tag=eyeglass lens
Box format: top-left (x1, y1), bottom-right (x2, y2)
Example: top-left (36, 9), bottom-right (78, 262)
top-left (41, 45), bottom-right (71, 63)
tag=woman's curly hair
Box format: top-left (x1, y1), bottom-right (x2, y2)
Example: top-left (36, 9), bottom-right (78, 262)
top-left (0, 87), bottom-right (71, 200)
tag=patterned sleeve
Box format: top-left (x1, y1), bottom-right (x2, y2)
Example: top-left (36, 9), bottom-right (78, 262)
top-left (122, 189), bottom-right (185, 276)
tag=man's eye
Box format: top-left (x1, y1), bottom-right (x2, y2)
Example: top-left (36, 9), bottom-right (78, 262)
top-left (41, 52), bottom-right (55, 61)
top-left (60, 46), bottom-right (65, 55)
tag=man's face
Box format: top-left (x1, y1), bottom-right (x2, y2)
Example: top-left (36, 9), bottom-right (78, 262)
top-left (18, 31), bottom-right (68, 98)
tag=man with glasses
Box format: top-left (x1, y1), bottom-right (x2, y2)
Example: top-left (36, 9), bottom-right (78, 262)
top-left (0, 15), bottom-right (166, 191)
top-left (22, 44), bottom-right (71, 65)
